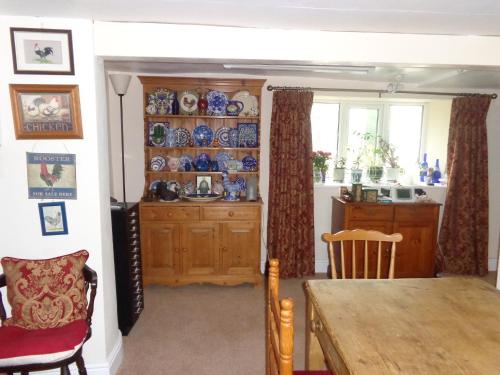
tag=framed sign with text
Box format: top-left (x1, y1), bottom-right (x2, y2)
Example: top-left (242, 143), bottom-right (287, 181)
top-left (10, 84), bottom-right (83, 139)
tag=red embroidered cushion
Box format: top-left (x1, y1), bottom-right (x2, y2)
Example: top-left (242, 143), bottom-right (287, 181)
top-left (1, 250), bottom-right (89, 329)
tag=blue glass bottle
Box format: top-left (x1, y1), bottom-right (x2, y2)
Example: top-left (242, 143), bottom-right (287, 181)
top-left (171, 92), bottom-right (180, 115)
top-left (432, 159), bottom-right (441, 184)
top-left (419, 153), bottom-right (428, 182)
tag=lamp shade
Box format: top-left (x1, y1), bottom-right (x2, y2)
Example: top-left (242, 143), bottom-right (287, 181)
top-left (109, 74), bottom-right (132, 95)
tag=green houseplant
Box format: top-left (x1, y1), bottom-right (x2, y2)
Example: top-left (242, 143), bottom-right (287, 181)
top-left (358, 132), bottom-right (384, 183)
top-left (379, 138), bottom-right (401, 182)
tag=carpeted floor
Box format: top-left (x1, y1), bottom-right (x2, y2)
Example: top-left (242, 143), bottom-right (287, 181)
top-left (117, 272), bottom-right (497, 375)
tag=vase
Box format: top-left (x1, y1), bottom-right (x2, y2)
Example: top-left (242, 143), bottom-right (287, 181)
top-left (385, 167), bottom-right (400, 182)
top-left (321, 170), bottom-right (327, 183)
top-left (313, 169), bottom-right (322, 183)
top-left (333, 168), bottom-right (345, 182)
top-left (368, 166), bottom-right (383, 183)
top-left (351, 168), bottom-right (362, 183)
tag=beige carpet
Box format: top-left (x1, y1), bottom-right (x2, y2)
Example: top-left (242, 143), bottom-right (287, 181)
top-left (117, 272), bottom-right (497, 375)
top-left (117, 275), bottom-right (326, 375)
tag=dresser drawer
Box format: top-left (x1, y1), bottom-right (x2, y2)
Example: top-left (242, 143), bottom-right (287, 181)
top-left (201, 206), bottom-right (260, 221)
top-left (395, 205), bottom-right (438, 222)
top-left (348, 205), bottom-right (393, 221)
top-left (141, 206), bottom-right (200, 221)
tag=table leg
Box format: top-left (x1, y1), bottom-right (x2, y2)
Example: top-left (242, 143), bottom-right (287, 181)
top-left (305, 294), bottom-right (325, 370)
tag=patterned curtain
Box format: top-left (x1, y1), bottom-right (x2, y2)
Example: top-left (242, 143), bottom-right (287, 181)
top-left (267, 90), bottom-right (315, 278)
top-left (438, 96), bottom-right (491, 276)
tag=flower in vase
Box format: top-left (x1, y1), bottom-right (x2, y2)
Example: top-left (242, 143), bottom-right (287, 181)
top-left (312, 150), bottom-right (332, 173)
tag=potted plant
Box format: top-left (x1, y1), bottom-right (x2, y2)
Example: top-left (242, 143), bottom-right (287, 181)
top-left (348, 145), bottom-right (363, 183)
top-left (358, 132), bottom-right (384, 183)
top-left (333, 155), bottom-right (346, 182)
top-left (379, 138), bottom-right (400, 182)
top-left (312, 150), bottom-right (332, 183)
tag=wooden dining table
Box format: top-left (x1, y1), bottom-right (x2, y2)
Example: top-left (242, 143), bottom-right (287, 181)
top-left (305, 277), bottom-right (500, 374)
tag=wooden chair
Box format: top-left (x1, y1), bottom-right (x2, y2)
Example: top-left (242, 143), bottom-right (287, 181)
top-left (267, 259), bottom-right (332, 375)
top-left (322, 229), bottom-right (403, 279)
top-left (0, 251), bottom-right (97, 375)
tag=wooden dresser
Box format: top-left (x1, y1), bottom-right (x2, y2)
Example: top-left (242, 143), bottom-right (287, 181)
top-left (140, 199), bottom-right (262, 286)
top-left (331, 197), bottom-right (440, 278)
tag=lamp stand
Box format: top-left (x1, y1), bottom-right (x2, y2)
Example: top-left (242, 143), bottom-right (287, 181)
top-left (118, 93), bottom-right (127, 208)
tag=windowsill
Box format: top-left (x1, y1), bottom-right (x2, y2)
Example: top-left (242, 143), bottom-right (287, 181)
top-left (314, 181), bottom-right (448, 190)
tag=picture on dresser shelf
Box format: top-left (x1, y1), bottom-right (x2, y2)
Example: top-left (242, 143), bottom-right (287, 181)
top-left (196, 176), bottom-right (212, 195)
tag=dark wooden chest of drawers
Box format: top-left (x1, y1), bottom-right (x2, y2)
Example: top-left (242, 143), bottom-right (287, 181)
top-left (111, 202), bottom-right (143, 335)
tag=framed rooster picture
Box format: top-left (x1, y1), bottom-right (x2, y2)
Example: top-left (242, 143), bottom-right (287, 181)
top-left (38, 202), bottom-right (68, 236)
top-left (27, 152), bottom-right (77, 199)
top-left (10, 84), bottom-right (83, 139)
top-left (10, 28), bottom-right (74, 75)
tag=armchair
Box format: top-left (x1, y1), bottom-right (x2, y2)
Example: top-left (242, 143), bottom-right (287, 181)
top-left (0, 250), bottom-right (97, 375)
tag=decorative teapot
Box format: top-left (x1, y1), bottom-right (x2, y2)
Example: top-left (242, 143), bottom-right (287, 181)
top-left (226, 100), bottom-right (244, 116)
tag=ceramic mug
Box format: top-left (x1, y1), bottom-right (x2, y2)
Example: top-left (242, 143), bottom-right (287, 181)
top-left (226, 100), bottom-right (244, 116)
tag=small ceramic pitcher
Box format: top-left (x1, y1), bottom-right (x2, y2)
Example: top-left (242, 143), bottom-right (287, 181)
top-left (226, 100), bottom-right (244, 116)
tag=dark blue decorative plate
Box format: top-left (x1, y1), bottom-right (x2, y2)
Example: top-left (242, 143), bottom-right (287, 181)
top-left (241, 155), bottom-right (257, 171)
top-left (207, 90), bottom-right (228, 116)
top-left (192, 125), bottom-right (214, 146)
top-left (175, 127), bottom-right (191, 147)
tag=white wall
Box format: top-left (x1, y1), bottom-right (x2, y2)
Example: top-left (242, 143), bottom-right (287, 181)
top-left (98, 23), bottom-right (500, 284)
top-left (0, 16), bottom-right (122, 374)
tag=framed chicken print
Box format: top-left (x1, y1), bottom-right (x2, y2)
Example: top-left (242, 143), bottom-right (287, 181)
top-left (10, 84), bottom-right (83, 139)
top-left (38, 201), bottom-right (68, 236)
top-left (27, 153), bottom-right (77, 199)
top-left (10, 28), bottom-right (74, 75)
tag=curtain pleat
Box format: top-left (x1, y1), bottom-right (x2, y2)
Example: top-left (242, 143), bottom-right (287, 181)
top-left (438, 96), bottom-right (491, 275)
top-left (267, 91), bottom-right (315, 278)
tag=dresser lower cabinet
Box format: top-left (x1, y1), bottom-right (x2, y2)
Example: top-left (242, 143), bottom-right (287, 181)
top-left (140, 201), bottom-right (262, 286)
top-left (331, 197), bottom-right (440, 278)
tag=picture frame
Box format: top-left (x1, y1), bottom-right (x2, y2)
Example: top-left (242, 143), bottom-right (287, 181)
top-left (196, 175), bottom-right (212, 195)
top-left (38, 201), bottom-right (68, 236)
top-left (10, 84), bottom-right (83, 139)
top-left (363, 189), bottom-right (379, 203)
top-left (10, 28), bottom-right (74, 75)
top-left (27, 152), bottom-right (77, 199)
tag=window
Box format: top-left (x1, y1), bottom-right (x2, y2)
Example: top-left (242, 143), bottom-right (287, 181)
top-left (311, 97), bottom-right (450, 184)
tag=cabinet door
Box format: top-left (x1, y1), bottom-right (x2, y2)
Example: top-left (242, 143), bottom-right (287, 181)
top-left (392, 221), bottom-right (436, 278)
top-left (181, 222), bottom-right (219, 276)
top-left (221, 221), bottom-right (259, 275)
top-left (141, 222), bottom-right (180, 280)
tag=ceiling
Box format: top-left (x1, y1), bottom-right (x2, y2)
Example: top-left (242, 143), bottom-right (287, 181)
top-left (4, 0), bottom-right (500, 90)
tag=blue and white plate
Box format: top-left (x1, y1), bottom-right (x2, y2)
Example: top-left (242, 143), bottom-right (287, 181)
top-left (241, 155), bottom-right (257, 171)
top-left (215, 152), bottom-right (232, 170)
top-left (214, 127), bottom-right (231, 147)
top-left (175, 127), bottom-right (191, 147)
top-left (150, 155), bottom-right (166, 171)
top-left (192, 125), bottom-right (213, 146)
top-left (148, 122), bottom-right (168, 147)
top-left (237, 123), bottom-right (258, 147)
top-left (207, 90), bottom-right (228, 116)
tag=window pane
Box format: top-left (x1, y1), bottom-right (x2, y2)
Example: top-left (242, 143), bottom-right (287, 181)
top-left (388, 105), bottom-right (423, 173)
top-left (346, 107), bottom-right (379, 166)
top-left (311, 103), bottom-right (339, 158)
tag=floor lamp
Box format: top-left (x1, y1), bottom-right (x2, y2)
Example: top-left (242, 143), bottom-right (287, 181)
top-left (109, 74), bottom-right (132, 208)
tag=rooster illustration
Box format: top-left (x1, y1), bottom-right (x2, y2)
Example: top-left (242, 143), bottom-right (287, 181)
top-left (34, 43), bottom-right (54, 63)
top-left (45, 212), bottom-right (62, 228)
top-left (183, 96), bottom-right (196, 109)
top-left (40, 163), bottom-right (63, 187)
